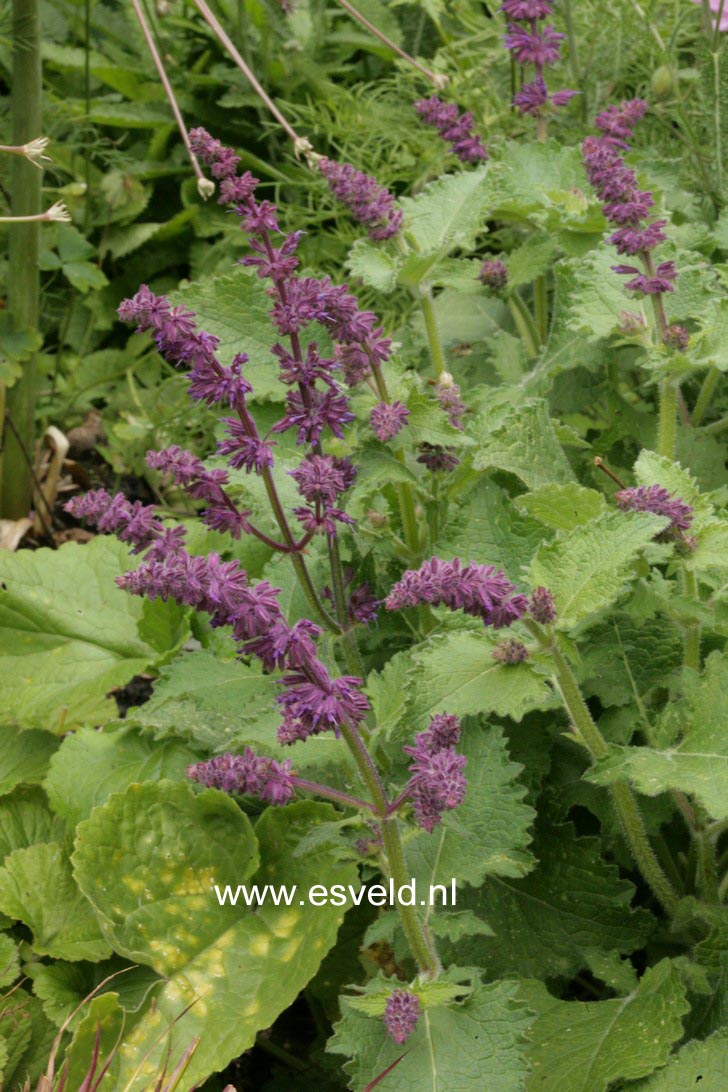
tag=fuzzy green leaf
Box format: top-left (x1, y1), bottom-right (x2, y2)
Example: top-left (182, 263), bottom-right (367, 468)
top-left (471, 400), bottom-right (574, 489)
top-left (73, 783), bottom-right (358, 1090)
top-left (586, 652), bottom-right (728, 820)
top-left (0, 538), bottom-right (188, 731)
top-left (44, 725), bottom-right (200, 826)
top-left (528, 510), bottom-right (668, 629)
top-left (446, 822), bottom-right (654, 980)
top-left (399, 164), bottom-right (494, 261)
top-left (402, 631), bottom-right (553, 734)
top-left (329, 976), bottom-right (533, 1092)
top-left (0, 843), bottom-right (111, 961)
top-left (0, 934), bottom-right (19, 989)
top-left (631, 1029), bottom-right (728, 1090)
top-left (436, 481), bottom-right (548, 578)
top-left (0, 785), bottom-right (65, 861)
top-left (580, 613), bottom-right (683, 707)
top-left (518, 960), bottom-right (690, 1092)
top-left (347, 238), bottom-right (401, 291)
top-left (406, 726), bottom-right (535, 892)
top-left (517, 483), bottom-right (607, 532)
top-left (130, 650), bottom-right (280, 752)
top-left (0, 726), bottom-right (59, 796)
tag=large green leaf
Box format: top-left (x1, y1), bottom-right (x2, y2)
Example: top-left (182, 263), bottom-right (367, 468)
top-left (130, 649), bottom-right (281, 752)
top-left (448, 823), bottom-right (655, 981)
top-left (587, 653), bottom-right (728, 820)
top-left (528, 510), bottom-right (668, 629)
top-left (0, 843), bottom-right (111, 961)
top-left (171, 271), bottom-right (332, 402)
top-left (518, 960), bottom-right (690, 1092)
top-left (401, 631), bottom-right (554, 734)
top-left (399, 164), bottom-right (495, 264)
top-left (73, 783), bottom-right (358, 1090)
top-left (517, 483), bottom-right (607, 533)
top-left (471, 400), bottom-right (574, 490)
top-left (0, 726), bottom-right (59, 795)
top-left (406, 726), bottom-right (535, 892)
top-left (0, 538), bottom-right (189, 731)
top-left (329, 976), bottom-right (532, 1091)
top-left (631, 1029), bottom-right (728, 1090)
top-left (44, 724), bottom-right (201, 826)
top-left (436, 481), bottom-right (548, 578)
top-left (0, 785), bottom-right (65, 860)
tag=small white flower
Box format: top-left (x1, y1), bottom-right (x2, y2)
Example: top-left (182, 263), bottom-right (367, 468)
top-left (432, 73), bottom-right (450, 91)
top-left (197, 176), bottom-right (215, 200)
top-left (44, 200), bottom-right (71, 222)
top-left (23, 136), bottom-right (52, 168)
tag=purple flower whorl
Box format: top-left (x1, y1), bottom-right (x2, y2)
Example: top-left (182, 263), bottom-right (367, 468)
top-left (414, 96), bottom-right (488, 163)
top-left (384, 990), bottom-right (421, 1044)
top-left (502, 1), bottom-right (576, 119)
top-left (385, 557), bottom-right (529, 628)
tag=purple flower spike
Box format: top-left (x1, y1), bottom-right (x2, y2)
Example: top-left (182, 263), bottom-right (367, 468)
top-left (504, 23), bottom-right (564, 67)
top-left (370, 401), bottom-right (410, 442)
top-left (187, 748), bottom-right (295, 805)
top-left (416, 443), bottom-right (460, 472)
top-left (64, 489), bottom-right (165, 554)
top-left (384, 990), bottom-right (421, 1044)
top-left (318, 157), bottom-right (402, 240)
top-left (414, 96), bottom-right (488, 162)
top-left (404, 739), bottom-right (468, 832)
top-left (615, 484), bottom-right (694, 532)
top-left (385, 557), bottom-right (528, 628)
top-left (501, 0), bottom-right (553, 17)
top-left (435, 376), bottom-right (466, 430)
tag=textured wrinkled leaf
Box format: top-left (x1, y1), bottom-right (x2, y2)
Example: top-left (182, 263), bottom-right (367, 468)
top-left (73, 783), bottom-right (358, 1090)
top-left (528, 510), bottom-right (668, 629)
top-left (0, 785), bottom-right (65, 861)
top-left (436, 481), bottom-right (548, 578)
top-left (0, 843), bottom-right (111, 961)
top-left (405, 390), bottom-right (474, 448)
top-left (495, 142), bottom-right (604, 231)
top-left (517, 483), bottom-right (607, 532)
top-left (28, 957), bottom-right (160, 1031)
top-left (329, 977), bottom-right (532, 1092)
top-left (130, 646), bottom-right (281, 751)
top-left (407, 726), bottom-right (535, 893)
top-left (472, 400), bottom-right (574, 489)
top-left (519, 960), bottom-right (690, 1092)
top-left (347, 238), bottom-right (401, 291)
top-left (0, 987), bottom-right (56, 1089)
top-left (403, 631), bottom-right (553, 733)
top-left (171, 272), bottom-right (331, 401)
top-left (631, 1029), bottom-right (728, 1090)
top-left (0, 538), bottom-right (188, 730)
top-left (0, 726), bottom-right (59, 796)
top-left (447, 823), bottom-right (655, 980)
top-left (507, 234), bottom-right (558, 289)
top-left (580, 613), bottom-right (683, 707)
top-left (399, 164), bottom-right (495, 259)
top-left (44, 724), bottom-right (201, 825)
top-left (0, 934), bottom-right (19, 988)
top-left (587, 652), bottom-right (728, 819)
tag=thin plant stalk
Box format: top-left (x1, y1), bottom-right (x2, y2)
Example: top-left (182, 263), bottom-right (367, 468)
top-left (682, 568), bottom-right (701, 672)
top-left (333, 0), bottom-right (448, 88)
top-left (533, 274), bottom-right (549, 344)
top-left (692, 366), bottom-right (720, 427)
top-left (526, 619), bottom-right (679, 915)
top-left (1, 0), bottom-right (43, 518)
top-left (419, 288), bottom-right (447, 379)
top-left (130, 0), bottom-right (211, 196)
top-left (508, 293), bottom-right (540, 360)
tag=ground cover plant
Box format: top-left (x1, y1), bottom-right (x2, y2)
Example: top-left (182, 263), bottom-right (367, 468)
top-left (0, 0), bottom-right (727, 1088)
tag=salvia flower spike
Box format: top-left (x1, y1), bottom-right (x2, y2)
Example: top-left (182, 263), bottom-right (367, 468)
top-left (384, 990), bottom-right (421, 1044)
top-left (413, 96), bottom-right (488, 163)
top-left (502, 0), bottom-right (576, 131)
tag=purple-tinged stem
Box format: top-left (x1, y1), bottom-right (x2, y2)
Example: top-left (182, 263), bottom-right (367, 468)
top-left (291, 776), bottom-right (375, 813)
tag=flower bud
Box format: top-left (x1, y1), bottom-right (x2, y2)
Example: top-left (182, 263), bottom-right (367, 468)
top-left (197, 177), bottom-right (216, 200)
top-left (651, 65), bottom-right (677, 99)
top-left (478, 258), bottom-right (508, 290)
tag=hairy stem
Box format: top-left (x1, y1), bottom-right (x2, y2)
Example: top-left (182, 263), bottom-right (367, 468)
top-left (508, 293), bottom-right (540, 360)
top-left (692, 367), bottom-right (720, 427)
top-left (419, 288), bottom-right (447, 379)
top-left (682, 568), bottom-right (701, 672)
top-left (292, 777), bottom-right (375, 813)
top-left (526, 620), bottom-right (679, 915)
top-left (533, 275), bottom-right (549, 345)
top-left (370, 361), bottom-right (421, 559)
top-left (657, 381), bottom-right (678, 458)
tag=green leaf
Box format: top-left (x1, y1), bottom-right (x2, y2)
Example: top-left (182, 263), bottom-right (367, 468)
top-left (44, 725), bottom-right (201, 826)
top-left (0, 988), bottom-right (56, 1089)
top-left (0, 726), bottom-right (59, 796)
top-left (436, 481), bottom-right (548, 578)
top-left (402, 631), bottom-right (554, 734)
top-left (329, 975), bottom-right (533, 1091)
top-left (131, 649), bottom-right (281, 752)
top-left (633, 450), bottom-right (715, 529)
top-left (518, 959), bottom-right (690, 1092)
top-left (471, 400), bottom-right (574, 489)
top-left (448, 823), bottom-right (655, 980)
top-left (399, 164), bottom-right (495, 264)
top-left (73, 783), bottom-right (358, 1089)
top-left (0, 934), bottom-right (19, 989)
top-left (528, 510), bottom-right (668, 629)
top-left (580, 613), bottom-right (683, 707)
top-left (59, 993), bottom-right (126, 1089)
top-left (495, 142), bottom-right (604, 232)
top-left (507, 234), bottom-right (559, 289)
top-left (586, 652), bottom-right (728, 820)
top-left (630, 1029), bottom-right (728, 1090)
top-left (28, 958), bottom-right (160, 1031)
top-left (171, 271), bottom-right (331, 402)
top-left (405, 390), bottom-right (474, 448)
top-left (347, 238), bottom-right (401, 291)
top-left (0, 537), bottom-right (189, 730)
top-left (407, 725), bottom-right (535, 891)
top-left (517, 483), bottom-right (607, 532)
top-left (0, 785), bottom-right (66, 860)
top-left (0, 843), bottom-right (112, 961)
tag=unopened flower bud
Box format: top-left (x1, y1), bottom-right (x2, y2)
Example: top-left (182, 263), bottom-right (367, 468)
top-left (384, 990), bottom-right (420, 1044)
top-left (663, 324), bottom-right (689, 351)
top-left (617, 310), bottom-right (647, 338)
top-left (197, 177), bottom-right (216, 200)
top-left (492, 638), bottom-right (529, 664)
top-left (651, 65), bottom-right (677, 99)
top-left (366, 510), bottom-right (388, 528)
top-left (478, 258), bottom-right (508, 290)
top-left (529, 586), bottom-right (557, 625)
